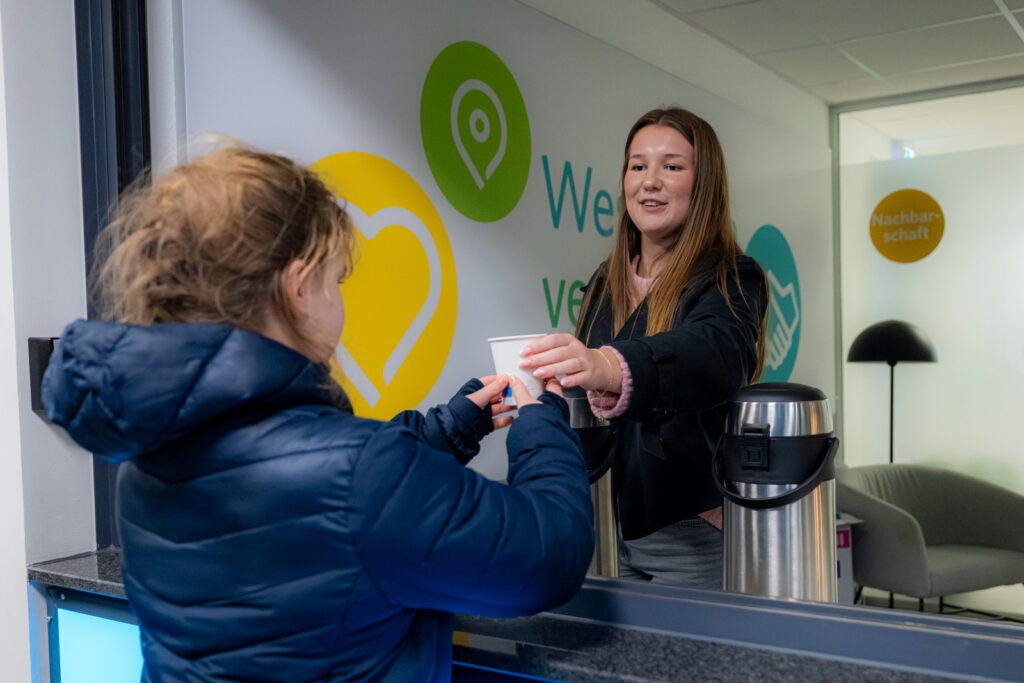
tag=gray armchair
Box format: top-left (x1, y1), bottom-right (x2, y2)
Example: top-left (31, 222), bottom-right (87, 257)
top-left (836, 464), bottom-right (1024, 601)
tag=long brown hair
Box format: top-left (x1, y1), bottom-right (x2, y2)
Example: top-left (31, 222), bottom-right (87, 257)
top-left (93, 145), bottom-right (355, 354)
top-left (577, 107), bottom-right (766, 379)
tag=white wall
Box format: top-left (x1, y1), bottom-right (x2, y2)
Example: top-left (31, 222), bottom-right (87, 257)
top-left (2, 0), bottom-right (94, 565)
top-left (0, 5), bottom-right (30, 680)
top-left (172, 0), bottom-right (834, 479)
top-left (841, 143), bottom-right (1024, 616)
top-left (1, 0), bottom-right (95, 678)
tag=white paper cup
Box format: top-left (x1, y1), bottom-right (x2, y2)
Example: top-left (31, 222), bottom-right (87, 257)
top-left (488, 334), bottom-right (545, 405)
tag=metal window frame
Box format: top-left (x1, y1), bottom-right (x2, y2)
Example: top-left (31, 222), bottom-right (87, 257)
top-left (73, 0), bottom-right (151, 548)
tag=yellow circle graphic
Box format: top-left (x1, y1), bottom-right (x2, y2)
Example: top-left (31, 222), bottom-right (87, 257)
top-left (869, 189), bottom-right (944, 263)
top-left (311, 152), bottom-right (458, 419)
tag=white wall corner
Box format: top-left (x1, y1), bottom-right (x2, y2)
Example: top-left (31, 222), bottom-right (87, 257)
top-left (3, 0), bottom-right (95, 566)
top-left (0, 1), bottom-right (33, 678)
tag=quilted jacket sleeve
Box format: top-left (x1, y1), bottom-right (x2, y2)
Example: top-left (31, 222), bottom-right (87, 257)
top-left (389, 378), bottom-right (492, 465)
top-left (351, 393), bottom-right (594, 617)
top-left (610, 257), bottom-right (766, 420)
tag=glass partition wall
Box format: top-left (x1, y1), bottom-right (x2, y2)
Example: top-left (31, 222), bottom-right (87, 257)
top-left (836, 80), bottom-right (1024, 623)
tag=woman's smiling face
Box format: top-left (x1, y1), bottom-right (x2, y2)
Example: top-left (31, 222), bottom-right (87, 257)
top-left (623, 124), bottom-right (695, 246)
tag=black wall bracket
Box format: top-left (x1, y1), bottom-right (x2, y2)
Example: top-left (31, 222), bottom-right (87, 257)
top-left (28, 337), bottom-right (59, 418)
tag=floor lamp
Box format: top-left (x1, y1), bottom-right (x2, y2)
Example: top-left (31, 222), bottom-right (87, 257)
top-left (847, 320), bottom-right (936, 464)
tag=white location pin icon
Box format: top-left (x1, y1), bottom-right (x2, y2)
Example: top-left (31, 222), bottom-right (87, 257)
top-left (450, 79), bottom-right (507, 189)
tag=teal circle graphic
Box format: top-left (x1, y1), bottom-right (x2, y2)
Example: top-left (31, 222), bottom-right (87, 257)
top-left (420, 41), bottom-right (531, 222)
top-left (746, 224), bottom-right (801, 382)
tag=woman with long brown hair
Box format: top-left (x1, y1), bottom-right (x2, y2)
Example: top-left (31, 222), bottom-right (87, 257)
top-left (521, 108), bottom-right (767, 587)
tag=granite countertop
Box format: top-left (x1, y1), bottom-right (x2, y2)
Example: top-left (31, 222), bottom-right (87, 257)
top-left (28, 550), bottom-right (1019, 682)
top-left (29, 547), bottom-right (125, 599)
top-left (451, 613), bottom-right (946, 683)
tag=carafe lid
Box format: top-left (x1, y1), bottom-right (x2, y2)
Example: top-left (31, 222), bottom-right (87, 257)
top-left (731, 382), bottom-right (826, 403)
top-left (725, 382), bottom-right (833, 437)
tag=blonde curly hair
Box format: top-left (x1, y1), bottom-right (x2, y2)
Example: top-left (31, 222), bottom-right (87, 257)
top-left (93, 145), bottom-right (354, 350)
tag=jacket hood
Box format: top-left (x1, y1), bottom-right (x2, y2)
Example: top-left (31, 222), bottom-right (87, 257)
top-left (42, 320), bottom-right (339, 462)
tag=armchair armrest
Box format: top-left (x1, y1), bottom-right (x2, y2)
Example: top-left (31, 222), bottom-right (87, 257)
top-left (942, 474), bottom-right (1024, 552)
top-left (837, 480), bottom-right (932, 596)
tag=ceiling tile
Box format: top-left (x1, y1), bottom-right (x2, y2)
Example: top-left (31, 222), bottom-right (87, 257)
top-left (842, 17), bottom-right (1024, 76)
top-left (655, 0), bottom-right (752, 13)
top-left (777, 0), bottom-right (1000, 43)
top-left (809, 78), bottom-right (899, 103)
top-left (759, 44), bottom-right (872, 85)
top-left (684, 1), bottom-right (824, 54)
top-left (883, 54), bottom-right (1024, 92)
top-left (1007, 0), bottom-right (1024, 10)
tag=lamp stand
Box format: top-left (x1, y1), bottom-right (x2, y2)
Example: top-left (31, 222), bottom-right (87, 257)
top-left (888, 360), bottom-right (896, 465)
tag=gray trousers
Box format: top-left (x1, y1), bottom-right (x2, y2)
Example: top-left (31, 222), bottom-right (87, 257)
top-left (618, 517), bottom-right (723, 589)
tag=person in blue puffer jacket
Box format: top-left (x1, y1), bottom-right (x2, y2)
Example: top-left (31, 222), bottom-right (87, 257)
top-left (42, 145), bottom-right (594, 682)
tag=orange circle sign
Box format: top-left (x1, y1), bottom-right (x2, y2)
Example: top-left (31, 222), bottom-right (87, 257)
top-left (869, 189), bottom-right (944, 263)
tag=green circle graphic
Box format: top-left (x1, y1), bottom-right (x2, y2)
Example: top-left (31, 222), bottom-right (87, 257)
top-left (421, 41), bottom-right (530, 222)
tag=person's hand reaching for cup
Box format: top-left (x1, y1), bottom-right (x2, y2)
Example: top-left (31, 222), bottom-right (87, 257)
top-left (466, 374), bottom-right (563, 428)
top-left (518, 333), bottom-right (621, 394)
top-left (466, 375), bottom-right (516, 429)
top-left (509, 373), bottom-right (563, 406)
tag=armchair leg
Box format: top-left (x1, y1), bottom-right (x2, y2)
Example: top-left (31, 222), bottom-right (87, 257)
top-left (918, 598), bottom-right (924, 612)
top-left (940, 601), bottom-right (1024, 624)
top-left (939, 596), bottom-right (944, 613)
top-left (888, 592), bottom-right (894, 609)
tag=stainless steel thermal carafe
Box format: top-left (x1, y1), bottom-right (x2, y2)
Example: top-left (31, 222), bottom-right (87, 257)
top-left (715, 382), bottom-right (838, 602)
top-left (563, 386), bottom-right (617, 578)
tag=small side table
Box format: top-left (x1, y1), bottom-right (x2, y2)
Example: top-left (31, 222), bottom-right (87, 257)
top-left (836, 512), bottom-right (864, 605)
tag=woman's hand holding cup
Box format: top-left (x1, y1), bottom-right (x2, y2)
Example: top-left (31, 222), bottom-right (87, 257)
top-left (519, 333), bottom-right (621, 394)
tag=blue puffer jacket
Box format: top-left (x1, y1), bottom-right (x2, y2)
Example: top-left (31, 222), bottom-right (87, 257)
top-left (43, 320), bottom-right (594, 682)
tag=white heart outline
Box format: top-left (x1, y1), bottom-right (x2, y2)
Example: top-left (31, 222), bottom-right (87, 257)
top-left (333, 200), bottom-right (443, 408)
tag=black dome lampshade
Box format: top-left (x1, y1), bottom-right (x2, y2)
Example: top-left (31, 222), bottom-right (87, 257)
top-left (847, 320), bottom-right (937, 365)
top-left (847, 319), bottom-right (937, 464)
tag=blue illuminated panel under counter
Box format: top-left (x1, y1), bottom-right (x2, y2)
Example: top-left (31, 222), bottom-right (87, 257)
top-left (44, 587), bottom-right (560, 683)
top-left (55, 607), bottom-right (143, 683)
